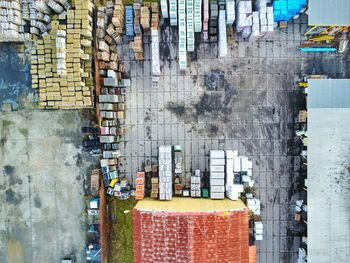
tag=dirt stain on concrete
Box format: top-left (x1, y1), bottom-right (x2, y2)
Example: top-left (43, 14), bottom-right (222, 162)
top-left (5, 188), bottom-right (23, 205)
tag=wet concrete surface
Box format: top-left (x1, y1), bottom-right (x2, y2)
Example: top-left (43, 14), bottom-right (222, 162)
top-left (119, 15), bottom-right (349, 263)
top-left (0, 110), bottom-right (91, 263)
top-left (0, 43), bottom-right (32, 110)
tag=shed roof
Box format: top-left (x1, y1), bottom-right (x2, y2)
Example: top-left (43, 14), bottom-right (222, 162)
top-left (308, 0), bottom-right (350, 26)
top-left (307, 79), bottom-right (350, 263)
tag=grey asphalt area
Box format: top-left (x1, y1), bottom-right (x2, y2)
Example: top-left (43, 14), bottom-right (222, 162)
top-left (0, 110), bottom-right (90, 263)
top-left (119, 15), bottom-right (348, 263)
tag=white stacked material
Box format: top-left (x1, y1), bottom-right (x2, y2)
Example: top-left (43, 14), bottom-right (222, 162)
top-left (264, 6), bottom-right (274, 39)
top-left (248, 11), bottom-right (260, 41)
top-left (169, 0), bottom-right (177, 26)
top-left (47, 0), bottom-right (64, 14)
top-left (202, 0), bottom-right (209, 40)
top-left (194, 0), bottom-right (201, 32)
top-left (0, 0), bottom-right (25, 42)
top-left (35, 0), bottom-right (52, 15)
top-left (225, 150), bottom-right (244, 200)
top-left (191, 169), bottom-right (201, 197)
top-left (210, 150), bottom-right (225, 199)
top-left (218, 9), bottom-right (227, 57)
top-left (151, 29), bottom-right (160, 75)
top-left (226, 0), bottom-right (235, 25)
top-left (247, 197), bottom-right (261, 215)
top-left (235, 0), bottom-right (252, 33)
top-left (159, 145), bottom-right (173, 200)
top-left (186, 0), bottom-right (194, 52)
top-left (254, 221), bottom-right (263, 241)
top-left (160, 0), bottom-right (169, 19)
top-left (56, 29), bottom-right (66, 76)
top-left (178, 0), bottom-right (187, 70)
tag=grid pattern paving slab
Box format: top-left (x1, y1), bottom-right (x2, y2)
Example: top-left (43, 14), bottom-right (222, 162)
top-left (119, 15), bottom-right (348, 263)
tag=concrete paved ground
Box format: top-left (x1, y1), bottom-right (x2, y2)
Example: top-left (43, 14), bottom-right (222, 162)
top-left (119, 15), bottom-right (348, 263)
top-left (0, 110), bottom-right (89, 263)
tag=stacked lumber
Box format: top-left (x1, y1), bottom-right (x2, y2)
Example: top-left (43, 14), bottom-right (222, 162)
top-left (30, 0), bottom-right (94, 109)
top-left (151, 177), bottom-right (159, 199)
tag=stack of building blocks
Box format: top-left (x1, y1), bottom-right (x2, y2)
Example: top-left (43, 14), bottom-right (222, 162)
top-left (151, 177), bottom-right (159, 198)
top-left (31, 0), bottom-right (94, 109)
top-left (191, 169), bottom-right (201, 197)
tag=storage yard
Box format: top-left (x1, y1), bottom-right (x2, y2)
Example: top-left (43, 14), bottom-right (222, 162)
top-left (0, 0), bottom-right (350, 263)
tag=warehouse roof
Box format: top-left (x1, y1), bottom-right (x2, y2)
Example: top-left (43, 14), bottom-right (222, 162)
top-left (308, 79), bottom-right (350, 263)
top-left (308, 0), bottom-right (350, 26)
top-left (134, 197), bottom-right (247, 212)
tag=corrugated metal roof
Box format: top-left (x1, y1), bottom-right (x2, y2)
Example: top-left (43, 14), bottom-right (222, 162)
top-left (308, 0), bottom-right (350, 26)
top-left (308, 79), bottom-right (350, 263)
top-left (308, 79), bottom-right (350, 108)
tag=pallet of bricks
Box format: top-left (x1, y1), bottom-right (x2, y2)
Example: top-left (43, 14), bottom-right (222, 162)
top-left (135, 172), bottom-right (145, 200)
top-left (129, 2), bottom-right (144, 61)
top-left (31, 0), bottom-right (94, 109)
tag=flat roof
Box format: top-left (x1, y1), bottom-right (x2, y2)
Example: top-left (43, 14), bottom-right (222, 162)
top-left (308, 79), bottom-right (350, 263)
top-left (308, 0), bottom-right (350, 26)
top-left (134, 197), bottom-right (247, 212)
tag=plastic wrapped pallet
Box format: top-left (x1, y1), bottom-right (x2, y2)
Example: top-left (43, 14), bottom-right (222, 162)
top-left (159, 145), bottom-right (173, 200)
top-left (226, 0), bottom-right (235, 25)
top-left (169, 0), bottom-right (177, 26)
top-left (151, 29), bottom-right (160, 75)
top-left (160, 0), bottom-right (168, 19)
top-left (218, 9), bottom-right (227, 57)
top-left (194, 0), bottom-right (201, 32)
top-left (186, 0), bottom-right (194, 52)
top-left (178, 0), bottom-right (187, 70)
top-left (210, 150), bottom-right (225, 199)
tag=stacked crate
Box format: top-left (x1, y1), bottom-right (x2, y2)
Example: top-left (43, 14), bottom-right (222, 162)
top-left (226, 0), bottom-right (235, 25)
top-left (174, 177), bottom-right (182, 196)
top-left (169, 0), bottom-right (177, 26)
top-left (191, 169), bottom-right (201, 197)
top-left (151, 177), bottom-right (159, 198)
top-left (178, 0), bottom-right (187, 70)
top-left (194, 0), bottom-right (201, 32)
top-left (31, 0), bottom-right (94, 109)
top-left (248, 11), bottom-right (260, 41)
top-left (159, 145), bottom-right (173, 200)
top-left (209, 0), bottom-right (218, 42)
top-left (160, 0), bottom-right (168, 18)
top-left (151, 29), bottom-right (160, 75)
top-left (112, 0), bottom-right (124, 35)
top-left (133, 2), bottom-right (141, 35)
top-left (202, 0), bottom-right (209, 40)
top-left (210, 150), bottom-right (225, 199)
top-left (140, 6), bottom-right (150, 29)
top-left (235, 0), bottom-right (252, 37)
top-left (150, 2), bottom-right (159, 29)
top-left (135, 172), bottom-right (145, 200)
top-left (130, 3), bottom-right (144, 61)
top-left (218, 9), bottom-right (227, 57)
top-left (233, 156), bottom-right (254, 187)
top-left (186, 0), bottom-right (194, 51)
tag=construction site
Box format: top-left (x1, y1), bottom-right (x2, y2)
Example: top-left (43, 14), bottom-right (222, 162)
top-left (0, 0), bottom-right (349, 263)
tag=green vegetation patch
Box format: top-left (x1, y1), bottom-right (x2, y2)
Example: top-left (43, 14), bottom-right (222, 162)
top-left (107, 197), bottom-right (137, 263)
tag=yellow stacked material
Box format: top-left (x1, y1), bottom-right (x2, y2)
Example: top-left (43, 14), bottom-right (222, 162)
top-left (31, 0), bottom-right (94, 109)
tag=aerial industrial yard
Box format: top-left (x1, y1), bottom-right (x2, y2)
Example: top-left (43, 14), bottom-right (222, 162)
top-left (0, 1), bottom-right (349, 263)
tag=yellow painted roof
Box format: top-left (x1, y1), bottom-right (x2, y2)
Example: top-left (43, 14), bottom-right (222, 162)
top-left (134, 197), bottom-right (247, 213)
